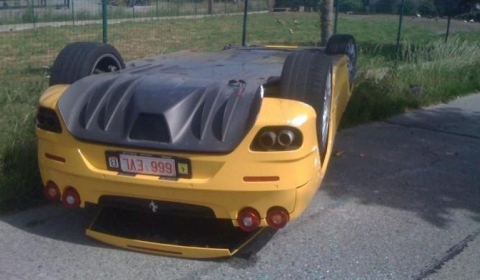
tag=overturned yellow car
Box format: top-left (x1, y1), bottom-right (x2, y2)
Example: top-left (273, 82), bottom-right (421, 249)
top-left (36, 34), bottom-right (356, 258)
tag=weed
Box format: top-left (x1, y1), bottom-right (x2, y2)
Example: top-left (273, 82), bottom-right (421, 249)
top-left (0, 79), bottom-right (46, 214)
top-left (341, 38), bottom-right (480, 127)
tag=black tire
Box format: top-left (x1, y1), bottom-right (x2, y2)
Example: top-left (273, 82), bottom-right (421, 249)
top-left (49, 42), bottom-right (125, 86)
top-left (325, 34), bottom-right (356, 87)
top-left (280, 50), bottom-right (333, 160)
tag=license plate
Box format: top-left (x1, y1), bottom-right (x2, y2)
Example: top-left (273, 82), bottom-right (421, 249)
top-left (105, 151), bottom-right (191, 179)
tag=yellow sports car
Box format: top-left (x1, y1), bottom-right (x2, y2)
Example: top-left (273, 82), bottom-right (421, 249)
top-left (36, 34), bottom-right (356, 258)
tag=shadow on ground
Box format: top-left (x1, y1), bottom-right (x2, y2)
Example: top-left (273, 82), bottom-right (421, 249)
top-left (0, 201), bottom-right (276, 259)
top-left (1, 203), bottom-right (100, 246)
top-left (323, 105), bottom-right (480, 228)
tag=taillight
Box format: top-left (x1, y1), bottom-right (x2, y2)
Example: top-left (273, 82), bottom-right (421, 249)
top-left (266, 206), bottom-right (290, 229)
top-left (258, 131), bottom-right (276, 149)
top-left (61, 187), bottom-right (81, 209)
top-left (237, 207), bottom-right (261, 232)
top-left (37, 107), bottom-right (62, 133)
top-left (251, 126), bottom-right (302, 151)
top-left (277, 129), bottom-right (295, 147)
top-left (44, 181), bottom-right (60, 202)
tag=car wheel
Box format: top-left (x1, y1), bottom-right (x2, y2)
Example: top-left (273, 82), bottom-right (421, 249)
top-left (49, 42), bottom-right (125, 86)
top-left (279, 50), bottom-right (333, 160)
top-left (325, 34), bottom-right (356, 87)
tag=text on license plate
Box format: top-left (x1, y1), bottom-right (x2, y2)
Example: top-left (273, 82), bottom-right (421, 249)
top-left (118, 154), bottom-right (176, 177)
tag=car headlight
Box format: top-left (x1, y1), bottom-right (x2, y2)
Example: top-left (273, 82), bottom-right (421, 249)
top-left (250, 126), bottom-right (302, 151)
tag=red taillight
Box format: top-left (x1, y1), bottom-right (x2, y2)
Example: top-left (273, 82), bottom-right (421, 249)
top-left (44, 181), bottom-right (60, 202)
top-left (266, 207), bottom-right (290, 229)
top-left (61, 187), bottom-right (81, 209)
top-left (237, 207), bottom-right (261, 232)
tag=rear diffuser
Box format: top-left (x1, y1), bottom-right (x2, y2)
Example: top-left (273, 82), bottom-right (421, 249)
top-left (86, 205), bottom-right (264, 258)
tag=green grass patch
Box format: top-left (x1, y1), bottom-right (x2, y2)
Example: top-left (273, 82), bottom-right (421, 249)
top-left (0, 78), bottom-right (46, 214)
top-left (0, 13), bottom-right (479, 214)
top-left (341, 37), bottom-right (480, 127)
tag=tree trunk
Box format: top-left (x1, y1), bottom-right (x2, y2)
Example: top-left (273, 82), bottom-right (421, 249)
top-left (208, 0), bottom-right (213, 15)
top-left (319, 0), bottom-right (334, 46)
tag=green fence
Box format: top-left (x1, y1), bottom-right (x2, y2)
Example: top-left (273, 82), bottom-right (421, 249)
top-left (0, 0), bottom-right (479, 81)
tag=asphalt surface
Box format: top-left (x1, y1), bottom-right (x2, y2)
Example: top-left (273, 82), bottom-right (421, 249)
top-left (1, 93), bottom-right (479, 280)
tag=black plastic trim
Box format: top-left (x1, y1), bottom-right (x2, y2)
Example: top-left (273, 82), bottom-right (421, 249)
top-left (250, 126), bottom-right (303, 151)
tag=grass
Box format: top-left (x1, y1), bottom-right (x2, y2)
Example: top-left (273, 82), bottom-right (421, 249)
top-left (340, 26), bottom-right (480, 127)
top-left (0, 79), bottom-right (45, 214)
top-left (0, 12), bottom-right (479, 214)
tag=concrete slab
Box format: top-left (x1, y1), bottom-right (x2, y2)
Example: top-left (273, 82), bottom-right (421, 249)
top-left (388, 94), bottom-right (480, 139)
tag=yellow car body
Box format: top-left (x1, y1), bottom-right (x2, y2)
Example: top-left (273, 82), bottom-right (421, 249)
top-left (37, 46), bottom-right (353, 258)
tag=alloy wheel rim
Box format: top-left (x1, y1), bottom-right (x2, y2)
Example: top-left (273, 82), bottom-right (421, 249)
top-left (321, 70), bottom-right (332, 152)
top-left (92, 54), bottom-right (123, 74)
top-left (345, 40), bottom-right (356, 81)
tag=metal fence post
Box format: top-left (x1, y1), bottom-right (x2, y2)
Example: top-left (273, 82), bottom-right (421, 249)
top-left (395, 0), bottom-right (405, 59)
top-left (445, 1), bottom-right (453, 43)
top-left (30, 0), bottom-right (36, 29)
top-left (242, 0), bottom-right (249, 46)
top-left (445, 14), bottom-right (451, 43)
top-left (156, 0), bottom-right (159, 18)
top-left (71, 0), bottom-right (75, 26)
top-left (445, 0), bottom-right (454, 43)
top-left (102, 0), bottom-right (108, 43)
top-left (334, 0), bottom-right (339, 34)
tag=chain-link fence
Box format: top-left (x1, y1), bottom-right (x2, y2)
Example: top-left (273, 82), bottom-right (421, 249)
top-left (0, 0), bottom-right (479, 81)
top-left (0, 0), bottom-right (270, 81)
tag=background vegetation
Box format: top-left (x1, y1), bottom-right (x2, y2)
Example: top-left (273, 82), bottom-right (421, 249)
top-left (0, 10), bottom-right (479, 214)
top-left (273, 0), bottom-right (480, 18)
